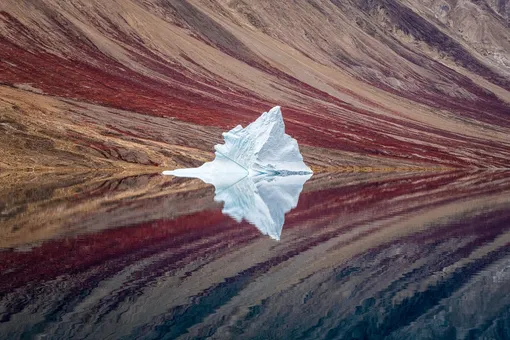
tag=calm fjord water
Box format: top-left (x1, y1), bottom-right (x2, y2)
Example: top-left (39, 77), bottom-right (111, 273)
top-left (0, 171), bottom-right (509, 339)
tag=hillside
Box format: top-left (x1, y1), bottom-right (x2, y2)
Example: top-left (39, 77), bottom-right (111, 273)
top-left (1, 0), bottom-right (510, 169)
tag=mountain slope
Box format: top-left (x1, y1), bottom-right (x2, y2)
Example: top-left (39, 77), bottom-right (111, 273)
top-left (1, 0), bottom-right (509, 169)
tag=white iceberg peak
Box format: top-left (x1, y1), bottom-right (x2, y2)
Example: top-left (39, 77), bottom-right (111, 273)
top-left (215, 106), bottom-right (312, 175)
top-left (162, 106), bottom-right (313, 240)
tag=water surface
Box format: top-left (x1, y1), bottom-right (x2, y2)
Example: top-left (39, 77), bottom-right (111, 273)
top-left (0, 170), bottom-right (509, 339)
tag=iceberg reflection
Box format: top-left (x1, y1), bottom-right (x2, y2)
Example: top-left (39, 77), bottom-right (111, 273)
top-left (215, 172), bottom-right (311, 240)
top-left (166, 171), bottom-right (311, 240)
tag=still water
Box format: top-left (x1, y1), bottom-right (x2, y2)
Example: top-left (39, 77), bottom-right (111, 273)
top-left (0, 170), bottom-right (509, 339)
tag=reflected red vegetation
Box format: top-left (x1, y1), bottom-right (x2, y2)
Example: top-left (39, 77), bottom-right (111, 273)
top-left (2, 170), bottom-right (509, 296)
top-left (0, 210), bottom-right (259, 294)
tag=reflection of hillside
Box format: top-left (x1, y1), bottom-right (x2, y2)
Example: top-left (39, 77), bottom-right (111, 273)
top-left (0, 171), bottom-right (219, 248)
top-left (0, 171), bottom-right (509, 338)
top-left (216, 209), bottom-right (510, 340)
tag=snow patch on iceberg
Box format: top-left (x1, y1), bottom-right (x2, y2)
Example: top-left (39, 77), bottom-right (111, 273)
top-left (162, 106), bottom-right (312, 240)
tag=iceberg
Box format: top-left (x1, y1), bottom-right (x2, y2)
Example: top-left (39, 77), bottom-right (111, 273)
top-left (167, 106), bottom-right (312, 176)
top-left (162, 106), bottom-right (313, 240)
